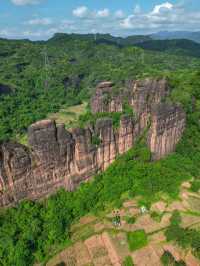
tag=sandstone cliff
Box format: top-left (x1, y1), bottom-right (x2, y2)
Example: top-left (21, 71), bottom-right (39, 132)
top-left (0, 78), bottom-right (185, 207)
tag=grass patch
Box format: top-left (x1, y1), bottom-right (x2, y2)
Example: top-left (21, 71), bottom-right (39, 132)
top-left (123, 256), bottom-right (134, 266)
top-left (127, 230), bottom-right (148, 251)
top-left (15, 102), bottom-right (88, 146)
top-left (16, 133), bottom-right (28, 146)
top-left (48, 102), bottom-right (87, 127)
top-left (71, 224), bottom-right (95, 242)
top-left (124, 216), bottom-right (136, 224)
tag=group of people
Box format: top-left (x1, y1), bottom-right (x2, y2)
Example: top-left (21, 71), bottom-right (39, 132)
top-left (112, 206), bottom-right (147, 227)
top-left (112, 211), bottom-right (121, 227)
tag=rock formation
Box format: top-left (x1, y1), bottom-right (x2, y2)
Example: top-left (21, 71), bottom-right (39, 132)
top-left (148, 103), bottom-right (186, 160)
top-left (0, 78), bottom-right (185, 207)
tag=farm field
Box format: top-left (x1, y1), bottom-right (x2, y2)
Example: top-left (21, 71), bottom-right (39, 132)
top-left (46, 180), bottom-right (200, 266)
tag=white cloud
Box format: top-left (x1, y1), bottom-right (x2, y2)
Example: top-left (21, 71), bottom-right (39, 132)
top-left (11, 0), bottom-right (41, 6)
top-left (120, 1), bottom-right (200, 33)
top-left (3, 1), bottom-right (200, 40)
top-left (72, 6), bottom-right (110, 19)
top-left (25, 18), bottom-right (53, 25)
top-left (96, 9), bottom-right (110, 18)
top-left (73, 6), bottom-right (89, 18)
top-left (151, 2), bottom-right (173, 14)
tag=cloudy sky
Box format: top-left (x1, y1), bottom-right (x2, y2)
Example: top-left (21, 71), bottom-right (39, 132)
top-left (0, 0), bottom-right (200, 40)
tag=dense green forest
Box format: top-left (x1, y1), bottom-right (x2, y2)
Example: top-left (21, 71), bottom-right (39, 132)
top-left (0, 34), bottom-right (200, 265)
top-left (1, 34), bottom-right (200, 140)
top-left (135, 39), bottom-right (200, 58)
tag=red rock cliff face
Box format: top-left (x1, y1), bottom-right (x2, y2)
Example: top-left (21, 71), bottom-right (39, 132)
top-left (0, 78), bottom-right (185, 207)
top-left (148, 104), bottom-right (186, 160)
top-left (91, 78), bottom-right (169, 131)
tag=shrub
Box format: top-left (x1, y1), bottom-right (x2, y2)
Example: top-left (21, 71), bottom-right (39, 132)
top-left (125, 216), bottom-right (136, 224)
top-left (91, 134), bottom-right (101, 146)
top-left (78, 111), bottom-right (123, 129)
top-left (161, 251), bottom-right (175, 266)
top-left (170, 210), bottom-right (182, 226)
top-left (123, 256), bottom-right (134, 266)
top-left (150, 211), bottom-right (163, 222)
top-left (56, 263), bottom-right (66, 266)
top-left (161, 251), bottom-right (186, 266)
top-left (127, 230), bottom-right (148, 251)
top-left (190, 179), bottom-right (200, 193)
top-left (165, 217), bottom-right (200, 258)
top-left (123, 102), bottom-right (135, 117)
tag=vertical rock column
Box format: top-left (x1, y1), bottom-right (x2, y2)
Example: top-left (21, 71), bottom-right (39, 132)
top-left (148, 104), bottom-right (186, 160)
top-left (71, 127), bottom-right (97, 184)
top-left (0, 143), bottom-right (32, 206)
top-left (95, 118), bottom-right (117, 170)
top-left (28, 119), bottom-right (75, 196)
top-left (117, 115), bottom-right (135, 154)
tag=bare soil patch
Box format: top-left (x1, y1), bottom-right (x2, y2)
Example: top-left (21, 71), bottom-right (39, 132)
top-left (131, 244), bottom-right (163, 266)
top-left (150, 201), bottom-right (167, 213)
top-left (123, 200), bottom-right (138, 208)
top-left (102, 232), bottom-right (122, 266)
top-left (166, 200), bottom-right (188, 212)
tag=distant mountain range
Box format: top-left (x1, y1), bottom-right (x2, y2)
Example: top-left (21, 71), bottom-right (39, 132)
top-left (2, 31), bottom-right (200, 60)
top-left (48, 33), bottom-right (152, 46)
top-left (151, 31), bottom-right (200, 44)
top-left (48, 32), bottom-right (200, 58)
top-left (49, 31), bottom-right (200, 45)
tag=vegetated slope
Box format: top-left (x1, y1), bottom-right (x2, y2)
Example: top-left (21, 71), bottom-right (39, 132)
top-left (0, 35), bottom-right (200, 142)
top-left (48, 33), bottom-right (152, 46)
top-left (0, 68), bottom-right (200, 265)
top-left (1, 34), bottom-right (200, 266)
top-left (135, 39), bottom-right (200, 58)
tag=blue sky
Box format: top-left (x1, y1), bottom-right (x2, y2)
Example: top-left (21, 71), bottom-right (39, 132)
top-left (0, 0), bottom-right (200, 40)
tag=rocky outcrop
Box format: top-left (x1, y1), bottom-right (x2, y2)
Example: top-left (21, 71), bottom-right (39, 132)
top-left (148, 104), bottom-right (186, 160)
top-left (91, 79), bottom-right (169, 130)
top-left (0, 78), bottom-right (185, 207)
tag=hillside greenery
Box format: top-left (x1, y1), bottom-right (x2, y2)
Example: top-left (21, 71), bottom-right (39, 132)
top-left (151, 30), bottom-right (200, 44)
top-left (0, 34), bottom-right (200, 265)
top-left (135, 39), bottom-right (200, 58)
top-left (165, 211), bottom-right (200, 259)
top-left (0, 34), bottom-right (200, 140)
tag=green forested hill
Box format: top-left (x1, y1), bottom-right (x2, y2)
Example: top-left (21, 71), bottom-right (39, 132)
top-left (135, 39), bottom-right (200, 58)
top-left (1, 34), bottom-right (200, 141)
top-left (48, 33), bottom-right (152, 46)
top-left (1, 34), bottom-right (200, 266)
